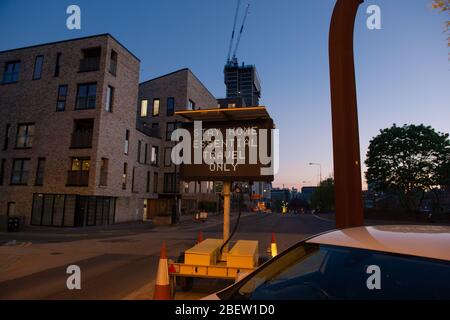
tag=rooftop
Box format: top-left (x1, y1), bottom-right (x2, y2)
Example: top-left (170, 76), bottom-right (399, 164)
top-left (0, 33), bottom-right (140, 62)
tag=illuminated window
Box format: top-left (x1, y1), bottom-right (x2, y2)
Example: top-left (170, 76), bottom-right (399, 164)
top-left (71, 158), bottom-right (90, 171)
top-left (140, 100), bottom-right (148, 117)
top-left (153, 99), bottom-right (160, 116)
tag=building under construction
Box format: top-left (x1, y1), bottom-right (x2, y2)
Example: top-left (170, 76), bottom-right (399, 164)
top-left (224, 62), bottom-right (261, 107)
top-left (223, 0), bottom-right (261, 108)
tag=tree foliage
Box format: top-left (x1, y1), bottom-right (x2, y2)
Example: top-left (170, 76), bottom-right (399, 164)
top-left (365, 124), bottom-right (450, 210)
top-left (432, 0), bottom-right (450, 48)
top-left (310, 178), bottom-right (335, 211)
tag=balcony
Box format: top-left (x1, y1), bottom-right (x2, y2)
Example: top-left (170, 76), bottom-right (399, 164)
top-left (67, 171), bottom-right (89, 187)
top-left (70, 130), bottom-right (93, 149)
top-left (136, 121), bottom-right (161, 138)
top-left (79, 57), bottom-right (100, 72)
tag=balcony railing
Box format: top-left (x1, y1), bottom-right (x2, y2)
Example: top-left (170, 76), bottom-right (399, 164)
top-left (136, 121), bottom-right (161, 138)
top-left (71, 130), bottom-right (93, 149)
top-left (79, 57), bottom-right (100, 72)
top-left (67, 171), bottom-right (89, 186)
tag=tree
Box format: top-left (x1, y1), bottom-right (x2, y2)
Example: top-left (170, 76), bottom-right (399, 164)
top-left (432, 0), bottom-right (450, 48)
top-left (365, 124), bottom-right (450, 211)
top-left (311, 178), bottom-right (335, 212)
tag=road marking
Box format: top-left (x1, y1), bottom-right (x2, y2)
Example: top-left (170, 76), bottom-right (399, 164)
top-left (311, 213), bottom-right (334, 222)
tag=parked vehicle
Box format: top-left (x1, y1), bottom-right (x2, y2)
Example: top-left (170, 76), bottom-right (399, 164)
top-left (205, 225), bottom-right (450, 300)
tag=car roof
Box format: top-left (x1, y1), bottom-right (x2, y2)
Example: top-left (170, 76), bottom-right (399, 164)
top-left (307, 225), bottom-right (450, 261)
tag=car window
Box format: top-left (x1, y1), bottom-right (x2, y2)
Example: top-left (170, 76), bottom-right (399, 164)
top-left (220, 243), bottom-right (450, 300)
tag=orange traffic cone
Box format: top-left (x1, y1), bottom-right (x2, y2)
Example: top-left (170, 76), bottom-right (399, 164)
top-left (197, 231), bottom-right (204, 243)
top-left (153, 242), bottom-right (171, 300)
top-left (271, 233), bottom-right (278, 258)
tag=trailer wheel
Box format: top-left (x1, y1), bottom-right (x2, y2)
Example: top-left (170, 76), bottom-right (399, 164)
top-left (258, 256), bottom-right (270, 266)
top-left (178, 276), bottom-right (194, 292)
top-left (170, 275), bottom-right (176, 298)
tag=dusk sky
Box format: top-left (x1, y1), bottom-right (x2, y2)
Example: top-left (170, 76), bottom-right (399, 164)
top-left (1, 0), bottom-right (449, 190)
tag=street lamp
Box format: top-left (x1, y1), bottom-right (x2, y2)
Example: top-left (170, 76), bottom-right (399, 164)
top-left (309, 162), bottom-right (322, 186)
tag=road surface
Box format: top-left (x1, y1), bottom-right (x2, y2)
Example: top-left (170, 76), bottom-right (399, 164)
top-left (0, 212), bottom-right (335, 300)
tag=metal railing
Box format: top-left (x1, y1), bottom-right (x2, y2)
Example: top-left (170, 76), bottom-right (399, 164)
top-left (71, 130), bottom-right (93, 148)
top-left (67, 171), bottom-right (89, 186)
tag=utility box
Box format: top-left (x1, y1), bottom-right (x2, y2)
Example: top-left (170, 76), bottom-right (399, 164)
top-left (227, 240), bottom-right (259, 269)
top-left (184, 239), bottom-right (223, 266)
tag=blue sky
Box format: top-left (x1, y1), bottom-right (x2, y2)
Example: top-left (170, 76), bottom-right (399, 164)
top-left (1, 0), bottom-right (449, 190)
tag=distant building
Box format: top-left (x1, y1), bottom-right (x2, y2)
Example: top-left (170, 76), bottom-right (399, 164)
top-left (271, 188), bottom-right (290, 203)
top-left (224, 62), bottom-right (261, 107)
top-left (300, 186), bottom-right (318, 203)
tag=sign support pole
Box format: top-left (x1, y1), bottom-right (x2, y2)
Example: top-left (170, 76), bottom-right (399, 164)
top-left (222, 181), bottom-right (231, 254)
top-left (329, 0), bottom-right (364, 228)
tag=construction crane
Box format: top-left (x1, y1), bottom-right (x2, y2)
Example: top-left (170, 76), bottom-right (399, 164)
top-left (226, 0), bottom-right (251, 66)
top-left (226, 0), bottom-right (241, 64)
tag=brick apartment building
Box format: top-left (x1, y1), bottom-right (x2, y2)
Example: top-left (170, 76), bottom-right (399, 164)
top-left (137, 69), bottom-right (218, 220)
top-left (0, 34), bottom-right (217, 228)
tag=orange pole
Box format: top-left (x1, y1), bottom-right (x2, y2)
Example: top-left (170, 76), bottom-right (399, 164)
top-left (329, 0), bottom-right (364, 228)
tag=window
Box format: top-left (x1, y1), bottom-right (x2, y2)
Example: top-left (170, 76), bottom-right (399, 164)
top-left (137, 140), bottom-right (142, 163)
top-left (153, 99), bottom-right (160, 117)
top-left (71, 158), bottom-right (90, 171)
top-left (3, 61), bottom-right (20, 83)
top-left (0, 159), bottom-right (5, 185)
top-left (188, 99), bottom-right (196, 111)
top-left (167, 97), bottom-right (175, 116)
top-left (71, 119), bottom-right (93, 149)
top-left (122, 163), bottom-right (128, 189)
top-left (166, 122), bottom-right (178, 141)
top-left (56, 85), bottom-right (68, 112)
top-left (151, 123), bottom-right (160, 137)
top-left (164, 173), bottom-right (179, 193)
top-left (109, 50), bottom-right (117, 76)
top-left (140, 100), bottom-right (148, 117)
top-left (3, 124), bottom-right (11, 150)
top-left (100, 158), bottom-right (108, 186)
top-left (153, 172), bottom-right (158, 193)
top-left (32, 55), bottom-right (44, 80)
top-left (76, 83), bottom-right (97, 110)
top-left (16, 123), bottom-right (35, 148)
top-left (164, 147), bottom-right (172, 167)
top-left (10, 159), bottom-right (30, 185)
top-left (151, 146), bottom-right (159, 166)
top-left (55, 52), bottom-right (61, 77)
top-left (79, 47), bottom-right (101, 72)
top-left (144, 143), bottom-right (148, 164)
top-left (106, 85), bottom-right (114, 112)
top-left (124, 129), bottom-right (130, 155)
top-left (35, 158), bottom-right (46, 186)
top-left (67, 158), bottom-right (90, 187)
top-left (131, 167), bottom-right (136, 192)
top-left (7, 202), bottom-right (16, 217)
top-left (220, 243), bottom-right (450, 300)
top-left (146, 171), bottom-right (151, 193)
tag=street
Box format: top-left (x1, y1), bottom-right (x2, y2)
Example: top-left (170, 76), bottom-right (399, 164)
top-left (0, 212), bottom-right (335, 300)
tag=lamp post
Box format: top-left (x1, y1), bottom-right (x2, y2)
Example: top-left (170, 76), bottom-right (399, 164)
top-left (309, 163), bottom-right (322, 186)
top-left (309, 162), bottom-right (322, 211)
